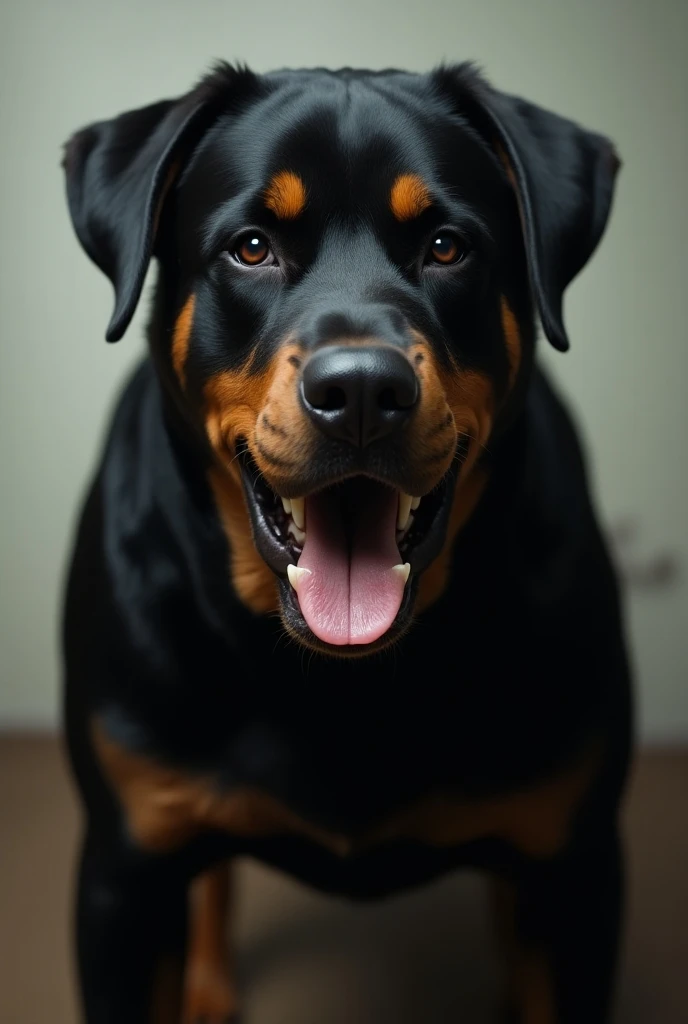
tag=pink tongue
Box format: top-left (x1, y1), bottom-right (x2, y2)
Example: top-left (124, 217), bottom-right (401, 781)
top-left (295, 481), bottom-right (405, 646)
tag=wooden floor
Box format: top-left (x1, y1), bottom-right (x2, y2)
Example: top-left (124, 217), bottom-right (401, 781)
top-left (1, 736), bottom-right (686, 1023)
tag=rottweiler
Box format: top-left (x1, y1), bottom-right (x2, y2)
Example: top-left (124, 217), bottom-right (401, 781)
top-left (62, 61), bottom-right (632, 1024)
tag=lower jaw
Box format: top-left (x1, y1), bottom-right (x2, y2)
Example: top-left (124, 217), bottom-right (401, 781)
top-left (277, 573), bottom-right (420, 658)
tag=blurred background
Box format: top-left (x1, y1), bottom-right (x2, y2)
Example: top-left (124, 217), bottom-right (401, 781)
top-left (1, 0), bottom-right (686, 1021)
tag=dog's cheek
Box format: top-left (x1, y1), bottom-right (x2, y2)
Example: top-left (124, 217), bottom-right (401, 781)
top-left (405, 337), bottom-right (495, 612)
top-left (447, 368), bottom-right (495, 479)
top-left (207, 466), bottom-right (279, 614)
top-left (203, 360), bottom-right (275, 469)
top-left (408, 335), bottom-right (496, 486)
top-left (415, 465), bottom-right (490, 613)
top-left (413, 366), bottom-right (493, 612)
top-left (251, 345), bottom-right (316, 490)
top-left (202, 360), bottom-right (280, 614)
top-left (406, 341), bottom-right (459, 490)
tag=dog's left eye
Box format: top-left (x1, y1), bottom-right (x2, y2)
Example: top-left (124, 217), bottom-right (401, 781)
top-left (232, 233), bottom-right (275, 267)
top-left (426, 232), bottom-right (467, 266)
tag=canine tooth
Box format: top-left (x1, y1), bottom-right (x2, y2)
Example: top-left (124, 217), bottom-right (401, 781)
top-left (288, 520), bottom-right (306, 544)
top-left (291, 497), bottom-right (305, 530)
top-left (410, 496), bottom-right (421, 511)
top-left (281, 497), bottom-right (292, 515)
top-left (287, 564), bottom-right (311, 590)
top-left (397, 492), bottom-right (413, 531)
top-left (392, 562), bottom-right (411, 585)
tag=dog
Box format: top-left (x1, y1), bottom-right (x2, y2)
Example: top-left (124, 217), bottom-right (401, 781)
top-left (62, 61), bottom-right (632, 1024)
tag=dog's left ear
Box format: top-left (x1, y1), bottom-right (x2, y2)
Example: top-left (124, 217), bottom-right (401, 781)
top-left (63, 63), bottom-right (261, 342)
top-left (434, 65), bottom-right (621, 352)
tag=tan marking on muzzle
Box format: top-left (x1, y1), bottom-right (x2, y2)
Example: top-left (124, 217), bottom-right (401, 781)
top-left (408, 331), bottom-right (495, 611)
top-left (408, 331), bottom-right (495, 487)
top-left (203, 344), bottom-right (311, 613)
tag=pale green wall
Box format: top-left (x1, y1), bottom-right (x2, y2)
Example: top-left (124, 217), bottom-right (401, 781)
top-left (1, 0), bottom-right (686, 737)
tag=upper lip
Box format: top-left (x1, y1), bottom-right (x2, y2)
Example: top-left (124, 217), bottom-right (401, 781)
top-left (252, 433), bottom-right (433, 503)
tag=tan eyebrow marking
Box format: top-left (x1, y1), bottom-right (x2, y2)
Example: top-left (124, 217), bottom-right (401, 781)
top-left (390, 173), bottom-right (432, 221)
top-left (264, 170), bottom-right (307, 220)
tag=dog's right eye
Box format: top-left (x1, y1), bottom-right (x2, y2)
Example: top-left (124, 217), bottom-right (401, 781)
top-left (232, 233), bottom-right (275, 267)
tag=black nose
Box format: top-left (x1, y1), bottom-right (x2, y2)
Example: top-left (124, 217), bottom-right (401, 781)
top-left (300, 345), bottom-right (419, 447)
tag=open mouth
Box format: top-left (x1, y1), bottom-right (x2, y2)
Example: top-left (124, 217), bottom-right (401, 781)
top-left (238, 442), bottom-right (466, 652)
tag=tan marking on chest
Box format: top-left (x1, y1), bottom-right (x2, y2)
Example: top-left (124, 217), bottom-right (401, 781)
top-left (93, 721), bottom-right (599, 861)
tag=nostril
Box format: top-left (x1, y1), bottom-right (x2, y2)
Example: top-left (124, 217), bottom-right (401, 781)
top-left (322, 386), bottom-right (347, 411)
top-left (377, 372), bottom-right (418, 413)
top-left (378, 386), bottom-right (402, 412)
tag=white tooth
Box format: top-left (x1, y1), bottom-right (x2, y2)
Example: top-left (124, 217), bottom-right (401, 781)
top-left (287, 564), bottom-right (311, 590)
top-left (410, 496), bottom-right (421, 511)
top-left (392, 562), bottom-right (411, 585)
top-left (291, 497), bottom-right (305, 530)
top-left (397, 492), bottom-right (413, 531)
top-left (281, 497), bottom-right (292, 515)
top-left (288, 520), bottom-right (306, 544)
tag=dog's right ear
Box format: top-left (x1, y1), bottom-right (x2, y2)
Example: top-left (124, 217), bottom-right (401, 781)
top-left (63, 63), bottom-right (261, 342)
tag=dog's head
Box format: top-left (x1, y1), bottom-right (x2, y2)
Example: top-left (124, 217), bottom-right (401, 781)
top-left (63, 63), bottom-right (619, 655)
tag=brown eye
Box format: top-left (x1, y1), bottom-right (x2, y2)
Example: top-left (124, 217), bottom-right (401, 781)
top-left (428, 232), bottom-right (465, 265)
top-left (234, 233), bottom-right (273, 266)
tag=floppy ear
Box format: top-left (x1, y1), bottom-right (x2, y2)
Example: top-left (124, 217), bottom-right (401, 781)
top-left (63, 63), bottom-right (260, 342)
top-left (434, 64), bottom-right (621, 351)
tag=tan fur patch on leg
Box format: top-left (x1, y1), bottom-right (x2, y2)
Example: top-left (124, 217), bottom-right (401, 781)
top-left (182, 863), bottom-right (237, 1024)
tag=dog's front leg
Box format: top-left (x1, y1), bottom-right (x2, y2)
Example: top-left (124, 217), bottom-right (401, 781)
top-left (75, 831), bottom-right (189, 1024)
top-left (493, 823), bottom-right (624, 1024)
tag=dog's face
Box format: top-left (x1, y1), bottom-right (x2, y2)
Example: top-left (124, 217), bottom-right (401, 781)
top-left (64, 64), bottom-right (619, 655)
